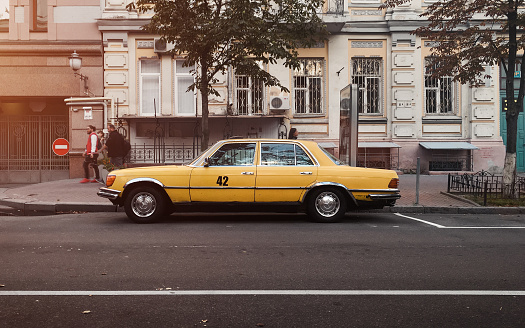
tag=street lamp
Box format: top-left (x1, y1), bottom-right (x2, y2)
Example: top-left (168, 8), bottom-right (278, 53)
top-left (69, 51), bottom-right (90, 95)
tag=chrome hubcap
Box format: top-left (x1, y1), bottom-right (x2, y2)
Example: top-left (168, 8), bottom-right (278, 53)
top-left (315, 192), bottom-right (340, 217)
top-left (131, 192), bottom-right (157, 218)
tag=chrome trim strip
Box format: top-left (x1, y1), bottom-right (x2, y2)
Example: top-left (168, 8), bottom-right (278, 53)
top-left (348, 189), bottom-right (400, 193)
top-left (123, 178), bottom-right (165, 189)
top-left (301, 182), bottom-right (358, 206)
top-left (190, 186), bottom-right (255, 190)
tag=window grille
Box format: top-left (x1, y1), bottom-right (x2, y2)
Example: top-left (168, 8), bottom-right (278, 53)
top-left (234, 75), bottom-right (264, 115)
top-left (424, 57), bottom-right (455, 114)
top-left (351, 57), bottom-right (382, 114)
top-left (293, 58), bottom-right (324, 114)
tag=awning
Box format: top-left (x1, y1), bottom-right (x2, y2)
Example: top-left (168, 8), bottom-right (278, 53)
top-left (419, 142), bottom-right (479, 150)
top-left (358, 142), bottom-right (401, 148)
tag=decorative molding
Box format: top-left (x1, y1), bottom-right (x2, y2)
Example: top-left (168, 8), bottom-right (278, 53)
top-left (394, 90), bottom-right (414, 101)
top-left (423, 125), bottom-right (461, 133)
top-left (137, 41), bottom-right (154, 49)
top-left (351, 41), bottom-right (383, 48)
top-left (474, 106), bottom-right (494, 119)
top-left (394, 125), bottom-right (415, 137)
top-left (352, 10), bottom-right (382, 16)
top-left (394, 54), bottom-right (414, 67)
top-left (394, 72), bottom-right (414, 84)
top-left (424, 41), bottom-right (440, 47)
top-left (474, 124), bottom-right (494, 137)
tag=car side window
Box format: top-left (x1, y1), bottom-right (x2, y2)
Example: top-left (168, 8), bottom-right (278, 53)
top-left (208, 143), bottom-right (256, 166)
top-left (295, 145), bottom-right (314, 165)
top-left (260, 143), bottom-right (314, 166)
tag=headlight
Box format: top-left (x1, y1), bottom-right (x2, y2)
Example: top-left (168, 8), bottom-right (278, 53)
top-left (106, 175), bottom-right (116, 187)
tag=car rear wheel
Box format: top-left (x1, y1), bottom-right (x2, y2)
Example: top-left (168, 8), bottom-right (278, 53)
top-left (124, 186), bottom-right (166, 223)
top-left (307, 188), bottom-right (346, 223)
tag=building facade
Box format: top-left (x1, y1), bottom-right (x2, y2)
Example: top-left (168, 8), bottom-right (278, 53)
top-left (1, 0), bottom-right (506, 182)
top-left (0, 0), bottom-right (103, 183)
top-left (94, 0), bottom-right (505, 174)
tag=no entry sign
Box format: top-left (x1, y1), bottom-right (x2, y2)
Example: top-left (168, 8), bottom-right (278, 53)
top-left (52, 138), bottom-right (70, 156)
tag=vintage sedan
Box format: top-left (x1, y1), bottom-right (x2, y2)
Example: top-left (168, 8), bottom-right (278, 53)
top-left (98, 139), bottom-right (400, 223)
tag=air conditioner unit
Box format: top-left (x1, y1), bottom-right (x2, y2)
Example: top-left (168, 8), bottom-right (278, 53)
top-left (153, 38), bottom-right (174, 53)
top-left (270, 96), bottom-right (290, 110)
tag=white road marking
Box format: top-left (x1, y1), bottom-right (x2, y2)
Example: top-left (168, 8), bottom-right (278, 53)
top-left (394, 213), bottom-right (525, 229)
top-left (394, 213), bottom-right (446, 228)
top-left (1, 290), bottom-right (525, 296)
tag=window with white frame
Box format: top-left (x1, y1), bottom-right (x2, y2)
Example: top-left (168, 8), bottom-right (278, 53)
top-left (139, 59), bottom-right (161, 116)
top-left (234, 74), bottom-right (264, 115)
top-left (351, 57), bottom-right (382, 114)
top-left (0, 0), bottom-right (9, 31)
top-left (424, 57), bottom-right (455, 114)
top-left (293, 58), bottom-right (324, 115)
top-left (174, 60), bottom-right (195, 115)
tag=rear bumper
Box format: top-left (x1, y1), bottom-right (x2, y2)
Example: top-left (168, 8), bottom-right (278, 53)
top-left (369, 193), bottom-right (401, 201)
top-left (97, 187), bottom-right (121, 200)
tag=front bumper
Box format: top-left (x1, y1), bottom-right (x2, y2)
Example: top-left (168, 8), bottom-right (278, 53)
top-left (97, 187), bottom-right (121, 200)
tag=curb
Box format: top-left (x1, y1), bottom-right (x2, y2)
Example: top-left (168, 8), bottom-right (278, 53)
top-left (0, 199), bottom-right (119, 216)
top-left (2, 198), bottom-right (525, 216)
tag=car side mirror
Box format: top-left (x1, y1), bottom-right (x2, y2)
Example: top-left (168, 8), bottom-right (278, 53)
top-left (203, 157), bottom-right (210, 167)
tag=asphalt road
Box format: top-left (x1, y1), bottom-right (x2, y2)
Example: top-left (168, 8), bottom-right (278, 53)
top-left (1, 212), bottom-right (525, 328)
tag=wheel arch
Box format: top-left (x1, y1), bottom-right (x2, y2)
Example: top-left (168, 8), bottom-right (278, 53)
top-left (303, 182), bottom-right (358, 209)
top-left (121, 179), bottom-right (171, 206)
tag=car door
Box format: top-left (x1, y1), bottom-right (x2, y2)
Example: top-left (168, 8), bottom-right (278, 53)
top-left (255, 142), bottom-right (318, 202)
top-left (190, 142), bottom-right (257, 202)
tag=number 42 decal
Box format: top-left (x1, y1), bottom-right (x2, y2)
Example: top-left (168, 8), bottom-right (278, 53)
top-left (216, 176), bottom-right (229, 186)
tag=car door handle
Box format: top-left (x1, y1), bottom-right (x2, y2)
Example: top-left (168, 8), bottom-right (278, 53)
top-left (242, 172), bottom-right (254, 175)
top-left (300, 172), bottom-right (313, 175)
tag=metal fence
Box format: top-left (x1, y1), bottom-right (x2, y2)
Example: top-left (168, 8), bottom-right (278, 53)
top-left (128, 143), bottom-right (203, 165)
top-left (448, 171), bottom-right (525, 199)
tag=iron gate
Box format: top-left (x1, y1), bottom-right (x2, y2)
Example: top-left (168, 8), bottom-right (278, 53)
top-left (0, 115), bottom-right (69, 183)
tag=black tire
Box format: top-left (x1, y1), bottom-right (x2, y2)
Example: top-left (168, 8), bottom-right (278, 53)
top-left (124, 186), bottom-right (166, 223)
top-left (307, 188), bottom-right (347, 223)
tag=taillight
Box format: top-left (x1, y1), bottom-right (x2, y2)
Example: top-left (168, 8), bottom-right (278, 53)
top-left (388, 178), bottom-right (399, 189)
top-left (106, 175), bottom-right (116, 187)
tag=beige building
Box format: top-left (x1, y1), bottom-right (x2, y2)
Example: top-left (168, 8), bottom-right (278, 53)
top-left (96, 0), bottom-right (504, 174)
top-left (0, 1), bottom-right (506, 182)
top-left (0, 0), bottom-right (104, 183)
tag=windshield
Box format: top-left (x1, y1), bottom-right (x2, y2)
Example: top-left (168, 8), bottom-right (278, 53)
top-left (189, 144), bottom-right (215, 166)
top-left (318, 145), bottom-right (345, 166)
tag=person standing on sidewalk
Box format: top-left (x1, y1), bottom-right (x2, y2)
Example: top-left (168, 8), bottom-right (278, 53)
top-left (98, 124), bottom-right (125, 168)
top-left (80, 125), bottom-right (103, 184)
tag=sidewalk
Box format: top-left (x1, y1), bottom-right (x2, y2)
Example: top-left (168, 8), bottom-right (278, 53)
top-left (0, 175), bottom-right (522, 216)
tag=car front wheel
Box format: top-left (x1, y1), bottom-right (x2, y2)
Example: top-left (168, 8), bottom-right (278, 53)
top-left (124, 186), bottom-right (166, 223)
top-left (307, 188), bottom-right (346, 223)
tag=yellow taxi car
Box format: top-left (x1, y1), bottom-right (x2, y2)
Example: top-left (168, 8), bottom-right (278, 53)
top-left (98, 139), bottom-right (400, 223)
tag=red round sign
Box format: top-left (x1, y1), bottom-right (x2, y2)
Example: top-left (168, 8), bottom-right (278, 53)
top-left (52, 138), bottom-right (70, 156)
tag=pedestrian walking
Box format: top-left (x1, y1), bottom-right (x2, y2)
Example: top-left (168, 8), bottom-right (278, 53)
top-left (80, 125), bottom-right (103, 184)
top-left (98, 124), bottom-right (125, 168)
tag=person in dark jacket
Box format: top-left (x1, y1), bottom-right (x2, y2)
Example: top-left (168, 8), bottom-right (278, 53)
top-left (288, 128), bottom-right (298, 139)
top-left (99, 124), bottom-right (125, 167)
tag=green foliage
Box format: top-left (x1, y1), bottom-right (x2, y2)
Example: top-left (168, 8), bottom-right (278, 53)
top-left (128, 0), bottom-right (327, 95)
top-left (128, 0), bottom-right (327, 150)
top-left (98, 156), bottom-right (123, 172)
top-left (380, 0), bottom-right (525, 191)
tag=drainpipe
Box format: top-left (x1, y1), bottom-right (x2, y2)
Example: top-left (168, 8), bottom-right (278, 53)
top-left (64, 97), bottom-right (115, 129)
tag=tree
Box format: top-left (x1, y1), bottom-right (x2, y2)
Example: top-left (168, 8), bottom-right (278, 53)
top-left (129, 0), bottom-right (327, 150)
top-left (381, 0), bottom-right (525, 196)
